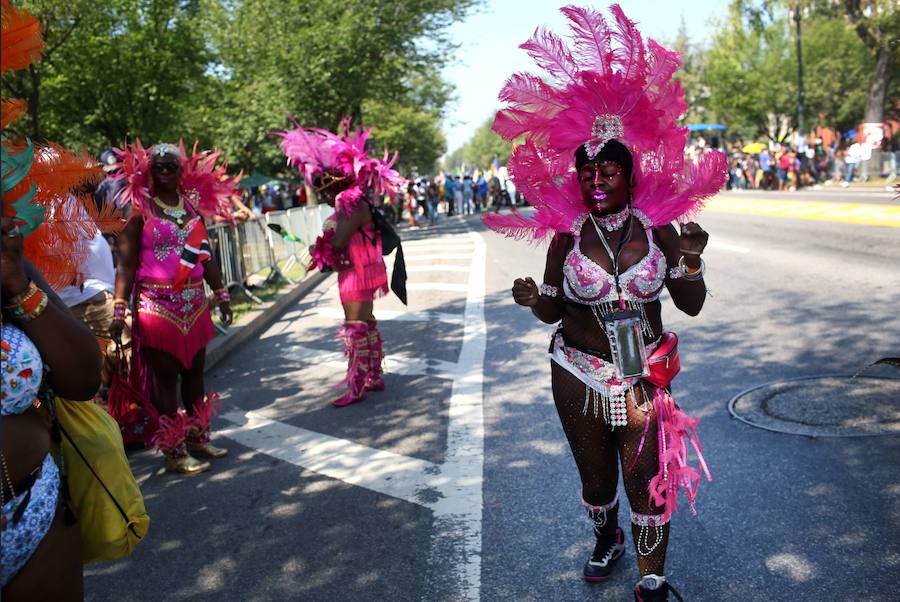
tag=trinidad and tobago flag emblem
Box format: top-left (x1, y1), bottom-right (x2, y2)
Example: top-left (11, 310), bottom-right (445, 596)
top-left (174, 219), bottom-right (212, 291)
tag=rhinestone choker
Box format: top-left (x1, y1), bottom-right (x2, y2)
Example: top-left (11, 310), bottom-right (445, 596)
top-left (593, 206), bottom-right (630, 232)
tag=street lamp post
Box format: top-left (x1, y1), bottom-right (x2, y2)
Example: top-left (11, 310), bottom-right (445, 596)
top-left (794, 3), bottom-right (805, 139)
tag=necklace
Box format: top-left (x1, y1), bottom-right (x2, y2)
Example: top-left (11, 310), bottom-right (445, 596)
top-left (590, 211), bottom-right (633, 310)
top-left (592, 206), bottom-right (630, 232)
top-left (153, 195), bottom-right (186, 227)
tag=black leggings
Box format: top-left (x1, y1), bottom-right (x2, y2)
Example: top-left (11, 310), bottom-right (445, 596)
top-left (551, 361), bottom-right (669, 576)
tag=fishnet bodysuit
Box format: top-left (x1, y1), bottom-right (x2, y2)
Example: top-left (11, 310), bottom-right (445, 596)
top-left (552, 361), bottom-right (669, 576)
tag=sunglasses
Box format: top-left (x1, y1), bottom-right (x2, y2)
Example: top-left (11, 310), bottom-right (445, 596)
top-left (151, 162), bottom-right (181, 174)
top-left (314, 173), bottom-right (348, 192)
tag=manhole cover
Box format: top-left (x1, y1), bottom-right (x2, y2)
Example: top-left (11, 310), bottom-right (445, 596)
top-left (729, 376), bottom-right (900, 437)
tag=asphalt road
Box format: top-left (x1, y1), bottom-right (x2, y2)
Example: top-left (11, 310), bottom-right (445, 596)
top-left (85, 190), bottom-right (900, 602)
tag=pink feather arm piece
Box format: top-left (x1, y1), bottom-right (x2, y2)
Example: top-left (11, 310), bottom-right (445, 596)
top-left (309, 229), bottom-right (340, 271)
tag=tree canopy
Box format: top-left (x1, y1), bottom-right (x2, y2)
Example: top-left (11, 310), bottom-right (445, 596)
top-left (700, 0), bottom-right (896, 140)
top-left (2, 0), bottom-right (477, 177)
top-left (442, 117), bottom-right (512, 173)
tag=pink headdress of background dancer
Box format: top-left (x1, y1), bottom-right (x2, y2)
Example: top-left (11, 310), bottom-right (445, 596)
top-left (274, 117), bottom-right (406, 215)
top-left (484, 3), bottom-right (727, 241)
top-left (110, 139), bottom-right (240, 220)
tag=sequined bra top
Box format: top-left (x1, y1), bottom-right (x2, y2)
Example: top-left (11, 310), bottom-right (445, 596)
top-left (562, 211), bottom-right (666, 305)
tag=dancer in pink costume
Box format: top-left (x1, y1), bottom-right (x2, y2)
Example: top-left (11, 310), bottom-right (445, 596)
top-left (487, 5), bottom-right (726, 601)
top-left (109, 141), bottom-right (239, 474)
top-left (276, 119), bottom-right (405, 407)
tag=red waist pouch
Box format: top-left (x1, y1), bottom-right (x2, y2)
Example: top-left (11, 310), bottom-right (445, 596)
top-left (645, 331), bottom-right (680, 388)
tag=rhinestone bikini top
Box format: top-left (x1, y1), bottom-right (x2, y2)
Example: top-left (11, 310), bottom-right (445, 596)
top-left (562, 210), bottom-right (666, 305)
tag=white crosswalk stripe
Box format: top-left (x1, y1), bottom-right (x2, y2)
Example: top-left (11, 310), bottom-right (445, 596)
top-left (222, 226), bottom-right (487, 600)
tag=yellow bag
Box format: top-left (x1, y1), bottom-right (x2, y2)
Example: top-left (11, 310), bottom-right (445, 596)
top-left (50, 398), bottom-right (150, 563)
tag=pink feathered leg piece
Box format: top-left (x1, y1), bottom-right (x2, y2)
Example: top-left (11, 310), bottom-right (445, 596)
top-left (186, 393), bottom-right (228, 458)
top-left (365, 319), bottom-right (385, 392)
top-left (151, 409), bottom-right (211, 474)
top-left (332, 321), bottom-right (369, 407)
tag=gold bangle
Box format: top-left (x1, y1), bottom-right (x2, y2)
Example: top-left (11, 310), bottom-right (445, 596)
top-left (2, 281), bottom-right (39, 310)
top-left (24, 293), bottom-right (49, 321)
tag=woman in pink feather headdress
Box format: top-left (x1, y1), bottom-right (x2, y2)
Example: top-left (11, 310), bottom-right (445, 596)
top-left (108, 141), bottom-right (239, 474)
top-left (487, 5), bottom-right (726, 600)
top-left (275, 119), bottom-right (406, 408)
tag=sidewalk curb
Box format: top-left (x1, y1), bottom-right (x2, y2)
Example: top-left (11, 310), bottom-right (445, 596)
top-left (205, 272), bottom-right (329, 372)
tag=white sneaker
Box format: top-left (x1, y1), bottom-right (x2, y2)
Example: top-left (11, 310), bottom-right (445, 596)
top-left (638, 574), bottom-right (667, 590)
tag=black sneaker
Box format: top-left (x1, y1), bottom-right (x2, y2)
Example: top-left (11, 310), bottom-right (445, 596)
top-left (633, 575), bottom-right (685, 601)
top-left (583, 526), bottom-right (625, 582)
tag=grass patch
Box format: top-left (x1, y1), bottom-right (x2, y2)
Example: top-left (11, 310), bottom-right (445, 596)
top-left (213, 274), bottom-right (285, 327)
top-left (279, 256), bottom-right (310, 282)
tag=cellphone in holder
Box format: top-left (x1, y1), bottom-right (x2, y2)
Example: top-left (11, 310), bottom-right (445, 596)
top-left (603, 309), bottom-right (649, 380)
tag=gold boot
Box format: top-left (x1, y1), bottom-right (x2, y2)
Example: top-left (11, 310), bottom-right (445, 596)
top-left (164, 451), bottom-right (211, 475)
top-left (186, 440), bottom-right (228, 458)
top-left (187, 425), bottom-right (228, 458)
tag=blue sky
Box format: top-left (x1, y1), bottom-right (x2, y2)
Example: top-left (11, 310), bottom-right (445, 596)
top-left (441, 1), bottom-right (729, 154)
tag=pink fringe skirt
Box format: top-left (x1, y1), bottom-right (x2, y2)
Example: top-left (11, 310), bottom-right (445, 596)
top-left (134, 279), bottom-right (215, 368)
top-left (338, 226), bottom-right (388, 303)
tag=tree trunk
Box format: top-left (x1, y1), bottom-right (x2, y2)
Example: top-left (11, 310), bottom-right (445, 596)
top-left (28, 64), bottom-right (40, 140)
top-left (862, 46), bottom-right (893, 179)
top-left (864, 45), bottom-right (892, 123)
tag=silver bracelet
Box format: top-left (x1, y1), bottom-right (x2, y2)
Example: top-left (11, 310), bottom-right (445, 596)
top-left (678, 256), bottom-right (705, 281)
top-left (667, 266), bottom-right (685, 280)
top-left (539, 283), bottom-right (561, 298)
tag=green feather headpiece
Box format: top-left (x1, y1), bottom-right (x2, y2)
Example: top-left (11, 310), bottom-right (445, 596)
top-left (1, 136), bottom-right (45, 236)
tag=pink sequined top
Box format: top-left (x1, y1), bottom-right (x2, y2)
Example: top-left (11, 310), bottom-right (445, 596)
top-left (136, 215), bottom-right (206, 283)
top-left (562, 211), bottom-right (666, 305)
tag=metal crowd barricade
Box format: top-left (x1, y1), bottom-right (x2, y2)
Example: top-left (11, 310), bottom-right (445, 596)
top-left (263, 210), bottom-right (300, 284)
top-left (268, 205), bottom-right (335, 277)
top-left (201, 206), bottom-right (332, 330)
top-left (237, 218), bottom-right (278, 287)
top-left (207, 222), bottom-right (243, 290)
top-left (205, 221), bottom-right (251, 333)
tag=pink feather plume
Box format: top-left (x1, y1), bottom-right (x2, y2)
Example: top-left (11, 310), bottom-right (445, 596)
top-left (485, 3), bottom-right (727, 242)
top-left (178, 140), bottom-right (239, 220)
top-left (647, 388), bottom-right (712, 520)
top-left (111, 139), bottom-right (239, 220)
top-left (275, 116), bottom-right (407, 216)
top-left (110, 139), bottom-right (152, 214)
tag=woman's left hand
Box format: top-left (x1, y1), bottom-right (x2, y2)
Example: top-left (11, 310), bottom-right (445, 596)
top-left (678, 222), bottom-right (709, 259)
top-left (219, 301), bottom-right (233, 327)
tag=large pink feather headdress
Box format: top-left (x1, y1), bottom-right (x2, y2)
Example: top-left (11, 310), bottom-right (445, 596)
top-left (484, 3), bottom-right (727, 240)
top-left (369, 149), bottom-right (407, 198)
top-left (111, 139), bottom-right (238, 220)
top-left (275, 117), bottom-right (407, 215)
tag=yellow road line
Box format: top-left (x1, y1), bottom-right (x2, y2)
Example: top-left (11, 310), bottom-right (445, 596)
top-left (706, 197), bottom-right (900, 227)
